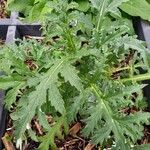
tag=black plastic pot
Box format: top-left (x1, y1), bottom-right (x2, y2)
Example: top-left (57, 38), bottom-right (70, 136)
top-left (133, 18), bottom-right (150, 108)
top-left (0, 22), bottom-right (12, 150)
top-left (0, 12), bottom-right (42, 149)
top-left (0, 81), bottom-right (6, 150)
top-left (0, 14), bottom-right (17, 149)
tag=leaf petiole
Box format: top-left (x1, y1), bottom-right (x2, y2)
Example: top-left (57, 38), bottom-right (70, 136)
top-left (121, 73), bottom-right (150, 82)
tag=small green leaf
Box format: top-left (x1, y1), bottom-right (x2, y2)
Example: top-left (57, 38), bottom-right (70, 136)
top-left (48, 84), bottom-right (65, 114)
top-left (38, 116), bottom-right (68, 150)
top-left (76, 0), bottom-right (90, 12)
top-left (61, 63), bottom-right (83, 91)
top-left (0, 76), bottom-right (24, 90)
top-left (38, 109), bottom-right (50, 131)
top-left (5, 82), bottom-right (25, 109)
top-left (92, 123), bottom-right (112, 144)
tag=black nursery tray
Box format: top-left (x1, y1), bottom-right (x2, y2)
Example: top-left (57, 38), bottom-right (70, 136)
top-left (133, 18), bottom-right (150, 108)
top-left (0, 26), bottom-right (10, 150)
top-left (0, 12), bottom-right (17, 39)
top-left (133, 18), bottom-right (150, 49)
top-left (0, 12), bottom-right (41, 41)
top-left (0, 12), bottom-right (42, 149)
top-left (0, 78), bottom-right (6, 150)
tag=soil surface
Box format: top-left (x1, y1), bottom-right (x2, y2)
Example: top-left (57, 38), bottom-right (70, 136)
top-left (3, 115), bottom-right (98, 150)
top-left (2, 108), bottom-right (150, 150)
top-left (0, 39), bottom-right (5, 44)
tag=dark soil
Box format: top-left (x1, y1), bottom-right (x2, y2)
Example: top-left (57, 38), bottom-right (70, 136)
top-left (138, 125), bottom-right (150, 145)
top-left (0, 0), bottom-right (8, 18)
top-left (0, 39), bottom-right (5, 44)
top-left (3, 115), bottom-right (98, 150)
top-left (2, 109), bottom-right (150, 150)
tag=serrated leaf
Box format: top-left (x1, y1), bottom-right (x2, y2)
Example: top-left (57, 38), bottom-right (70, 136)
top-left (91, 123), bottom-right (112, 144)
top-left (87, 84), bottom-right (149, 150)
top-left (14, 57), bottom-right (82, 138)
top-left (5, 82), bottom-right (25, 109)
top-left (107, 0), bottom-right (129, 17)
top-left (13, 59), bottom-right (65, 138)
top-left (82, 104), bottom-right (103, 137)
top-left (67, 93), bottom-right (85, 123)
top-left (108, 84), bottom-right (146, 100)
top-left (10, 107), bottom-right (27, 120)
top-left (61, 63), bottom-right (83, 91)
top-left (119, 112), bottom-right (150, 124)
top-left (38, 110), bottom-right (50, 131)
top-left (38, 116), bottom-right (68, 150)
top-left (48, 84), bottom-right (65, 114)
top-left (0, 76), bottom-right (24, 90)
top-left (107, 0), bottom-right (129, 13)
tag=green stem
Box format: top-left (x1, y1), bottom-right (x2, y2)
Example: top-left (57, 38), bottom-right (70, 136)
top-left (96, 0), bottom-right (106, 32)
top-left (121, 73), bottom-right (150, 82)
top-left (111, 64), bottom-right (143, 73)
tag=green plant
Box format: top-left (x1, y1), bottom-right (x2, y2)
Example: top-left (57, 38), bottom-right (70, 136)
top-left (7, 0), bottom-right (150, 21)
top-left (1, 0), bottom-right (150, 149)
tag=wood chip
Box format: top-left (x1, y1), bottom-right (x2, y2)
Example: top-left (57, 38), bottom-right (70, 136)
top-left (34, 121), bottom-right (43, 135)
top-left (2, 133), bottom-right (16, 150)
top-left (65, 139), bottom-right (79, 147)
top-left (46, 115), bottom-right (53, 123)
top-left (69, 122), bottom-right (81, 136)
top-left (84, 143), bottom-right (95, 150)
top-left (25, 35), bottom-right (45, 40)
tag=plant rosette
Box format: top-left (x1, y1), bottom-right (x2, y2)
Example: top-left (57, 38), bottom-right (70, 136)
top-left (0, 0), bottom-right (150, 150)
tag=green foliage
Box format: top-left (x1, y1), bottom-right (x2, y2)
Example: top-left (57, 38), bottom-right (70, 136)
top-left (133, 144), bottom-right (150, 150)
top-left (120, 0), bottom-right (150, 21)
top-left (38, 116), bottom-right (69, 150)
top-left (7, 0), bottom-right (150, 21)
top-left (1, 0), bottom-right (150, 149)
top-left (7, 0), bottom-right (51, 21)
top-left (7, 0), bottom-right (35, 16)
